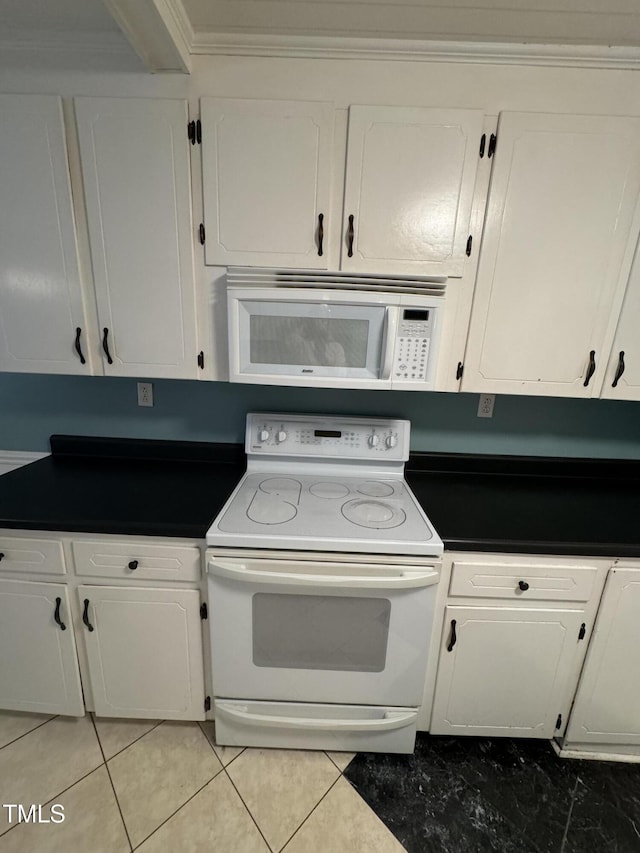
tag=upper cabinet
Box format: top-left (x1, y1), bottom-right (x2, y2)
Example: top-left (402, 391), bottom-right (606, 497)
top-left (201, 98), bottom-right (334, 269)
top-left (462, 112), bottom-right (640, 397)
top-left (0, 95), bottom-right (92, 375)
top-left (200, 98), bottom-right (484, 276)
top-left (75, 97), bottom-right (198, 380)
top-left (342, 106), bottom-right (484, 276)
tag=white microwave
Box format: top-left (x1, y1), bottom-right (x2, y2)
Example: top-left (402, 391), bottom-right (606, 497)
top-left (227, 284), bottom-right (444, 390)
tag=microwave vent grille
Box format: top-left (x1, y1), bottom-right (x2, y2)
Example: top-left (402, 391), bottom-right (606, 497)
top-left (227, 268), bottom-right (447, 296)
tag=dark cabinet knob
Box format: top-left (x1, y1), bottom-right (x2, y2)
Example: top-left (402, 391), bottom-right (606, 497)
top-left (0, 553), bottom-right (4, 561)
top-left (128, 560), bottom-right (139, 571)
top-left (518, 580), bottom-right (530, 591)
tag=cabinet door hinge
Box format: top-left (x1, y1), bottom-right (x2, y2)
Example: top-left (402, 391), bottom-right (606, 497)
top-left (200, 602), bottom-right (208, 620)
top-left (188, 119), bottom-right (202, 145)
top-left (555, 713), bottom-right (562, 731)
top-left (466, 235), bottom-right (473, 257)
top-left (204, 696), bottom-right (211, 712)
top-left (199, 223), bottom-right (205, 245)
top-left (578, 622), bottom-right (586, 640)
top-left (479, 133), bottom-right (486, 158)
top-left (488, 133), bottom-right (497, 158)
top-left (197, 351), bottom-right (204, 370)
top-left (456, 362), bottom-right (464, 380)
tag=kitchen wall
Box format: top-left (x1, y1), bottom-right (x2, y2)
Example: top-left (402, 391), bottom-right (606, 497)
top-left (1, 373), bottom-right (639, 459)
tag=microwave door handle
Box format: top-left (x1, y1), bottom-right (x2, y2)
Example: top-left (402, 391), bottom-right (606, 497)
top-left (381, 307), bottom-right (400, 380)
top-left (208, 560), bottom-right (439, 590)
top-left (216, 703), bottom-right (417, 732)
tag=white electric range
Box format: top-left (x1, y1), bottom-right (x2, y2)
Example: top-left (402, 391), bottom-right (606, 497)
top-left (206, 413), bottom-right (443, 754)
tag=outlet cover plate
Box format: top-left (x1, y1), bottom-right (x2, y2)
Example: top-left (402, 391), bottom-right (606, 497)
top-left (477, 394), bottom-right (495, 418)
top-left (137, 382), bottom-right (153, 407)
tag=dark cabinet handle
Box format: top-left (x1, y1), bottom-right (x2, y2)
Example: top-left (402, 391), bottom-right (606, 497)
top-left (74, 327), bottom-right (86, 365)
top-left (54, 597), bottom-right (66, 631)
top-left (128, 560), bottom-right (139, 571)
top-left (102, 328), bottom-right (113, 365)
top-left (317, 213), bottom-right (324, 257)
top-left (0, 553), bottom-right (4, 561)
top-left (347, 214), bottom-right (355, 257)
top-left (583, 350), bottom-right (596, 387)
top-left (82, 598), bottom-right (94, 632)
top-left (612, 351), bottom-right (625, 388)
top-left (518, 580), bottom-right (530, 591)
top-left (447, 619), bottom-right (457, 652)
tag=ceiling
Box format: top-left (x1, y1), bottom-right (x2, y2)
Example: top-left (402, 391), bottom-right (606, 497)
top-left (1, 0), bottom-right (120, 34)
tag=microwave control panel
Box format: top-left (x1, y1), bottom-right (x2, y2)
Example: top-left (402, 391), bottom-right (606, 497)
top-left (392, 309), bottom-right (433, 382)
top-left (245, 413), bottom-right (410, 461)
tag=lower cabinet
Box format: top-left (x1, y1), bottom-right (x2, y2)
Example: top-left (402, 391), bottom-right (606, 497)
top-left (564, 566), bottom-right (640, 747)
top-left (0, 579), bottom-right (84, 716)
top-left (430, 605), bottom-right (586, 738)
top-left (77, 585), bottom-right (206, 721)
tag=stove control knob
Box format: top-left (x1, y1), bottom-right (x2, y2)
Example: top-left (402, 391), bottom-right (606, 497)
top-left (276, 430), bottom-right (287, 444)
top-left (368, 434), bottom-right (379, 448)
top-left (386, 435), bottom-right (398, 449)
top-left (258, 429), bottom-right (270, 442)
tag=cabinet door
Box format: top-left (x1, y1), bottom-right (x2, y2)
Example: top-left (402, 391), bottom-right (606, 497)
top-left (565, 568), bottom-right (640, 745)
top-left (201, 97), bottom-right (334, 269)
top-left (600, 240), bottom-right (640, 400)
top-left (341, 106), bottom-right (484, 276)
top-left (0, 579), bottom-right (84, 716)
top-left (430, 605), bottom-right (585, 738)
top-left (75, 97), bottom-right (198, 379)
top-left (463, 112), bottom-right (640, 397)
top-left (0, 95), bottom-right (92, 375)
top-left (78, 585), bottom-right (205, 720)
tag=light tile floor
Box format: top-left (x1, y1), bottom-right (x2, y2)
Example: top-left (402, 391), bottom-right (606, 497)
top-left (0, 711), bottom-right (406, 853)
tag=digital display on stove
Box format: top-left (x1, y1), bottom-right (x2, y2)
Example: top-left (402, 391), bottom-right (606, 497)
top-left (314, 430), bottom-right (342, 438)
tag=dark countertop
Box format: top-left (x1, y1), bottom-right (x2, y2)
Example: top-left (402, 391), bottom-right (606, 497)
top-left (0, 436), bottom-right (639, 556)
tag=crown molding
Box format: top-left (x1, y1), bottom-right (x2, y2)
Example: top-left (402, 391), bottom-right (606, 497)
top-left (104, 0), bottom-right (191, 72)
top-left (190, 33), bottom-right (640, 70)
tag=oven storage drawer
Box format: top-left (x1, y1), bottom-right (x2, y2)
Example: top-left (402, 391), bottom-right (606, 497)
top-left (214, 699), bottom-right (418, 754)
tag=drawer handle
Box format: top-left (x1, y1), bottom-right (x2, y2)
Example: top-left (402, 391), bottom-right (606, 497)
top-left (82, 598), bottom-right (94, 632)
top-left (518, 580), bottom-right (530, 591)
top-left (54, 597), bottom-right (66, 631)
top-left (447, 619), bottom-right (457, 652)
top-left (347, 214), bottom-right (355, 257)
top-left (317, 213), bottom-right (324, 256)
top-left (128, 560), bottom-right (139, 571)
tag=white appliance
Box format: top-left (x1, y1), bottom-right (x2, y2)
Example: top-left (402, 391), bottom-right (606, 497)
top-left (226, 268), bottom-right (446, 390)
top-left (206, 413), bottom-right (443, 754)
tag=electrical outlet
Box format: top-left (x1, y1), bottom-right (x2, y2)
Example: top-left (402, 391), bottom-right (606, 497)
top-left (477, 393), bottom-right (495, 418)
top-left (137, 382), bottom-right (153, 407)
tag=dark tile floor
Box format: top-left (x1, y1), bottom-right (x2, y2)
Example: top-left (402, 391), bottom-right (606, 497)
top-left (344, 735), bottom-right (640, 852)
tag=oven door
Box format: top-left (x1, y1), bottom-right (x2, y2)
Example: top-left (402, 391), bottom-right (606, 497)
top-left (207, 556), bottom-right (439, 706)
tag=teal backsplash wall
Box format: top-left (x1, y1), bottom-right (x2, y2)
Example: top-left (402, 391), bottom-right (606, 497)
top-left (1, 373), bottom-right (640, 458)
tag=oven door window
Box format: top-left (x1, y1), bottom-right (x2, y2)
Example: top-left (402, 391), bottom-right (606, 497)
top-left (237, 300), bottom-right (386, 379)
top-left (252, 593), bottom-right (391, 672)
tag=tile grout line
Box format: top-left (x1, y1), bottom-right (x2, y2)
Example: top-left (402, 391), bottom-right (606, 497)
top-left (90, 713), bottom-right (134, 853)
top-left (223, 765), bottom-right (275, 852)
top-left (278, 774), bottom-right (343, 853)
top-left (98, 718), bottom-right (164, 762)
top-left (129, 769), bottom-right (224, 850)
top-left (0, 714), bottom-right (59, 752)
top-left (559, 775), bottom-right (581, 853)
top-left (197, 720), bottom-right (246, 769)
top-left (324, 750), bottom-right (353, 774)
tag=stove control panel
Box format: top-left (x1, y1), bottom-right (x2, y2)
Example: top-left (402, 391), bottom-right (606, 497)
top-left (246, 413), bottom-right (410, 461)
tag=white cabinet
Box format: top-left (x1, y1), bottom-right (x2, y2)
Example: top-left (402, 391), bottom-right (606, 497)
top-left (77, 585), bottom-right (205, 721)
top-left (565, 566), bottom-right (640, 746)
top-left (430, 604), bottom-right (585, 738)
top-left (0, 579), bottom-right (84, 716)
top-left (342, 106), bottom-right (484, 276)
top-left (462, 112), bottom-right (640, 397)
top-left (600, 240), bottom-right (640, 400)
top-left (200, 98), bottom-right (484, 276)
top-left (0, 95), bottom-right (93, 375)
top-left (201, 98), bottom-right (334, 269)
top-left (75, 97), bottom-right (198, 379)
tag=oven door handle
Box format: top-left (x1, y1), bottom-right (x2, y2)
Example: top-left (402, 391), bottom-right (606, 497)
top-left (216, 702), bottom-right (417, 732)
top-left (208, 560), bottom-right (439, 589)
